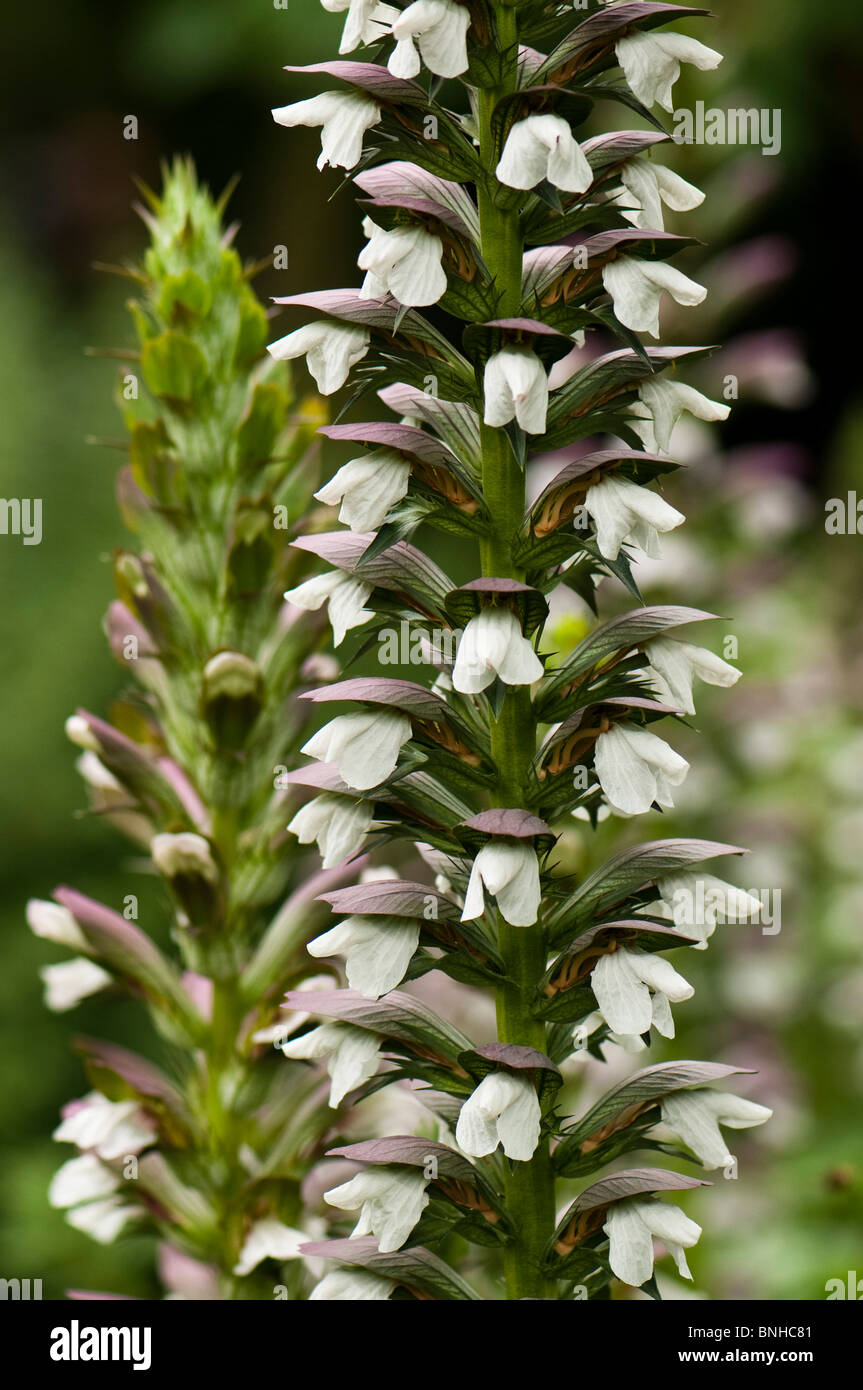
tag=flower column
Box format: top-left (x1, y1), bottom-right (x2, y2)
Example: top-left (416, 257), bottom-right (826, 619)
top-left (270, 0), bottom-right (771, 1305)
top-left (476, 0), bottom-right (555, 1300)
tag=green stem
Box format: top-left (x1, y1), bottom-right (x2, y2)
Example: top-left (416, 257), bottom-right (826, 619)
top-left (477, 2), bottom-right (556, 1301)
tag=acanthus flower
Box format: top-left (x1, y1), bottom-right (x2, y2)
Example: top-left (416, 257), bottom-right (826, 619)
top-left (461, 839), bottom-right (542, 928)
top-left (272, 91), bottom-right (381, 170)
top-left (267, 322), bottom-right (370, 396)
top-left (358, 218), bottom-right (448, 307)
top-left (307, 914), bottom-right (420, 998)
top-left (590, 946), bottom-right (694, 1042)
top-left (324, 1166), bottom-right (430, 1250)
top-left (321, 0), bottom-right (398, 54)
top-left (615, 30), bottom-right (723, 113)
top-left (602, 256), bottom-right (707, 338)
top-left (285, 570), bottom-right (375, 646)
top-left (452, 607), bottom-right (543, 694)
top-left (603, 1195), bottom-right (702, 1286)
top-left (389, 0), bottom-right (471, 80)
top-left (301, 710), bottom-right (413, 790)
top-left (288, 793), bottom-right (379, 869)
top-left (315, 449), bottom-right (411, 532)
top-left (456, 1071), bottom-right (541, 1161)
top-left (496, 114), bottom-right (592, 193)
top-left (594, 723), bottom-right (690, 816)
top-left (483, 345), bottom-right (549, 435)
top-left (583, 474), bottom-right (685, 561)
top-left (280, 1021), bottom-right (383, 1107)
top-left (616, 156), bottom-right (705, 231)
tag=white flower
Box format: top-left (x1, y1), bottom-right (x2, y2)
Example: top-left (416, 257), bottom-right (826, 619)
top-left (322, 0), bottom-right (398, 54)
top-left (660, 1089), bottom-right (772, 1171)
top-left (603, 1195), bottom-right (702, 1287)
top-left (591, 946), bottom-right (694, 1041)
top-left (462, 840), bottom-right (541, 928)
top-left (583, 474), bottom-right (685, 561)
top-left (615, 30), bottom-right (723, 113)
top-left (308, 915), bottom-right (420, 998)
top-left (645, 637), bottom-right (740, 716)
top-left (631, 376), bottom-right (730, 454)
top-left (65, 714), bottom-right (100, 751)
top-left (272, 91), bottom-right (381, 170)
top-left (151, 832), bottom-right (218, 884)
top-left (267, 322), bottom-right (370, 396)
top-left (40, 958), bottom-right (112, 1013)
top-left (617, 157), bottom-right (704, 233)
top-left (285, 570), bottom-right (374, 646)
top-left (301, 710), bottom-right (412, 791)
top-left (452, 608), bottom-right (543, 694)
top-left (389, 0), bottom-right (471, 80)
top-left (602, 256), bottom-right (706, 338)
top-left (288, 793), bottom-right (377, 869)
top-left (483, 345), bottom-right (549, 435)
top-left (496, 114), bottom-right (592, 193)
top-left (359, 218), bottom-right (447, 307)
top-left (594, 723), bottom-right (689, 816)
top-left (49, 1153), bottom-right (121, 1208)
top-left (310, 1268), bottom-right (395, 1300)
top-left (315, 449), bottom-right (411, 532)
top-left (456, 1071), bottom-right (541, 1161)
top-left (66, 1195), bottom-right (144, 1245)
top-left (324, 1167), bottom-right (429, 1251)
top-left (280, 1022), bottom-right (382, 1107)
top-left (233, 1218), bottom-right (310, 1275)
top-left (26, 899), bottom-right (89, 951)
top-left (54, 1093), bottom-right (157, 1160)
top-left (655, 871), bottom-right (763, 949)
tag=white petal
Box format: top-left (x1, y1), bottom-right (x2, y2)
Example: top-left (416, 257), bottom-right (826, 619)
top-left (26, 900), bottom-right (89, 950)
top-left (474, 841), bottom-right (541, 928)
top-left (310, 1268), bottom-right (394, 1300)
top-left (316, 450), bottom-right (411, 532)
top-left (393, 0), bottom-right (471, 79)
top-left (233, 1219), bottom-right (308, 1275)
top-left (326, 1168), bottom-right (429, 1251)
top-left (66, 1195), bottom-right (141, 1245)
top-left (495, 1074), bottom-right (541, 1160)
top-left (302, 710), bottom-right (412, 791)
top-left (308, 915), bottom-right (420, 998)
top-left (40, 958), bottom-right (112, 1013)
top-left (594, 724), bottom-right (660, 816)
top-left (49, 1154), bottom-right (120, 1208)
top-left (592, 949), bottom-right (653, 1036)
top-left (604, 1199), bottom-right (657, 1286)
top-left (483, 345), bottom-right (548, 434)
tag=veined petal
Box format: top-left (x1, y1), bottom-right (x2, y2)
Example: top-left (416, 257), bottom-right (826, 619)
top-left (494, 1073), bottom-right (541, 1160)
top-left (604, 1198), bottom-right (657, 1287)
top-left (592, 948), bottom-right (654, 1036)
top-left (477, 840), bottom-right (541, 927)
top-left (325, 1167), bottom-right (429, 1251)
top-left (308, 914), bottom-right (420, 998)
top-left (302, 710), bottom-right (412, 791)
top-left (288, 794), bottom-right (375, 869)
top-left (594, 724), bottom-right (662, 816)
top-left (392, 0), bottom-right (471, 79)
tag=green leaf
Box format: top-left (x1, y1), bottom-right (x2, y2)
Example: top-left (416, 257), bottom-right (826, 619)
top-left (140, 332), bottom-right (209, 403)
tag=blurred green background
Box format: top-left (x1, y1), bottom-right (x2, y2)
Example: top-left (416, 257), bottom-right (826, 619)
top-left (1, 0), bottom-right (861, 1299)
